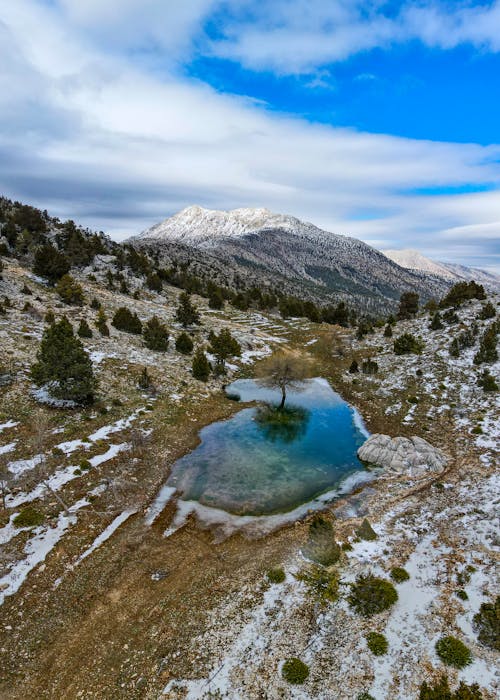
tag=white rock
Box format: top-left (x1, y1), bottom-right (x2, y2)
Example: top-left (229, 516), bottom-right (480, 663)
top-left (358, 433), bottom-right (447, 476)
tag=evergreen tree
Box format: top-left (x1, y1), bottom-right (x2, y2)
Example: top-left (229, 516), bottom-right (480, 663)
top-left (77, 319), bottom-right (93, 338)
top-left (477, 369), bottom-right (498, 392)
top-left (90, 297), bottom-right (101, 310)
top-left (33, 243), bottom-right (69, 284)
top-left (440, 281), bottom-right (486, 308)
top-left (349, 359), bottom-right (359, 373)
top-left (175, 332), bottom-right (194, 354)
top-left (474, 323), bottom-right (499, 364)
top-left (96, 308), bottom-right (109, 336)
top-left (478, 301), bottom-right (496, 320)
top-left (192, 348), bottom-right (210, 381)
top-left (362, 358), bottom-right (378, 375)
top-left (449, 337), bottom-right (461, 358)
top-left (44, 310), bottom-right (55, 324)
top-left (112, 307), bottom-right (142, 334)
top-left (384, 324), bottom-right (393, 337)
top-left (138, 366), bottom-right (152, 390)
top-left (208, 289), bottom-right (225, 310)
top-left (175, 292), bottom-right (200, 327)
top-left (430, 312), bottom-right (444, 330)
top-left (143, 316), bottom-right (169, 351)
top-left (394, 333), bottom-right (424, 355)
top-left (397, 292), bottom-right (419, 320)
top-left (146, 272), bottom-right (162, 292)
top-left (208, 328), bottom-right (241, 372)
top-left (31, 317), bottom-right (95, 403)
top-left (56, 274), bottom-right (84, 305)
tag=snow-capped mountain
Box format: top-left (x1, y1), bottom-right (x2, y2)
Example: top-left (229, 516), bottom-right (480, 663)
top-left (383, 249), bottom-right (500, 291)
top-left (135, 206), bottom-right (452, 312)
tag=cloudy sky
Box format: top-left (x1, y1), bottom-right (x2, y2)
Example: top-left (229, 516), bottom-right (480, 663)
top-left (1, 1), bottom-right (500, 270)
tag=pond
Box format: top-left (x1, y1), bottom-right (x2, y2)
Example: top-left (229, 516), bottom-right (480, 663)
top-left (165, 378), bottom-right (369, 517)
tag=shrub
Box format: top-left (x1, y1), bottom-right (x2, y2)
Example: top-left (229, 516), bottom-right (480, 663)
top-left (356, 518), bottom-right (377, 541)
top-left (208, 328), bottom-right (241, 372)
top-left (281, 658), bottom-right (309, 685)
top-left (357, 694), bottom-right (376, 700)
top-left (435, 636), bottom-right (472, 668)
top-left (473, 596), bottom-right (499, 651)
top-left (13, 507), bottom-right (44, 528)
top-left (146, 272), bottom-right (162, 292)
top-left (394, 333), bottom-right (424, 355)
top-left (419, 676), bottom-right (484, 700)
top-left (361, 358), bottom-right (378, 375)
top-left (456, 590), bottom-right (468, 601)
top-left (143, 316), bottom-right (169, 351)
top-left (175, 292), bottom-right (200, 327)
top-left (349, 359), bottom-right (359, 373)
top-left (79, 459), bottom-right (91, 470)
top-left (477, 369), bottom-right (498, 392)
top-left (430, 312), bottom-right (444, 330)
top-left (473, 323), bottom-right (498, 365)
top-left (348, 575), bottom-right (398, 617)
top-left (390, 567), bottom-right (410, 583)
top-left (397, 291), bottom-right (419, 320)
top-left (77, 319), bottom-right (93, 338)
top-left (33, 243), bottom-right (70, 284)
top-left (56, 274), bottom-right (84, 305)
top-left (296, 565), bottom-right (339, 604)
top-left (112, 307), bottom-right (142, 334)
top-left (303, 514), bottom-right (341, 566)
top-left (478, 301), bottom-right (496, 320)
top-left (96, 308), bottom-right (109, 336)
top-left (138, 367), bottom-right (152, 390)
top-left (366, 632), bottom-right (388, 655)
top-left (267, 567), bottom-right (285, 584)
top-left (342, 542), bottom-right (353, 551)
top-left (90, 297), bottom-right (101, 310)
top-left (175, 332), bottom-right (194, 354)
top-left (192, 348), bottom-right (210, 381)
top-left (384, 324), bottom-right (393, 337)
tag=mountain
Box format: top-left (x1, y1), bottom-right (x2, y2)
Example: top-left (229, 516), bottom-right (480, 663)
top-left (383, 248), bottom-right (500, 292)
top-left (135, 206), bottom-right (451, 313)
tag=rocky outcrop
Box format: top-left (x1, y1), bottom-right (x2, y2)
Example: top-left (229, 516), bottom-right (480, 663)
top-left (358, 434), bottom-right (448, 477)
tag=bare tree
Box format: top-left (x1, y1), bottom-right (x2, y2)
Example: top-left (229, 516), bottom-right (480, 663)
top-left (256, 352), bottom-right (310, 409)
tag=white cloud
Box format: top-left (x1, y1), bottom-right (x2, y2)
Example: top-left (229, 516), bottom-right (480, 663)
top-left (0, 0), bottom-right (499, 271)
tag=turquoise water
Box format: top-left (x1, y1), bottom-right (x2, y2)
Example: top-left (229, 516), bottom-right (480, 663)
top-left (166, 378), bottom-right (368, 516)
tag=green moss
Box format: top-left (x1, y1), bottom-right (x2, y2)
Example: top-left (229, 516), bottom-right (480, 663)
top-left (419, 675), bottom-right (484, 699)
top-left (348, 575), bottom-right (398, 617)
top-left (79, 459), bottom-right (91, 470)
top-left (281, 658), bottom-right (309, 685)
top-left (390, 567), bottom-right (410, 583)
top-left (435, 636), bottom-right (472, 668)
top-left (366, 632), bottom-right (388, 655)
top-left (13, 507), bottom-right (45, 528)
top-left (267, 567), bottom-right (286, 584)
top-left (296, 565), bottom-right (339, 605)
top-left (357, 694), bottom-right (376, 700)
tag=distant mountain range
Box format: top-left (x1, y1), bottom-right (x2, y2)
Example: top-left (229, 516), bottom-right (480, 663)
top-left (134, 206), bottom-right (452, 313)
top-left (383, 249), bottom-right (500, 292)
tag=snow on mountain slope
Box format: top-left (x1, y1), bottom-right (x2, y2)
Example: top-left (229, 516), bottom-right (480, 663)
top-left (383, 249), bottom-right (457, 280)
top-left (383, 249), bottom-right (500, 291)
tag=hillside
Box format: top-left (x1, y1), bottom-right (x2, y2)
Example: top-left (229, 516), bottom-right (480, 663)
top-left (135, 206), bottom-right (451, 313)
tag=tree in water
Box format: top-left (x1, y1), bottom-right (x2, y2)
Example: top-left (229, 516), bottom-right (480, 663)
top-left (255, 404), bottom-right (309, 444)
top-left (257, 352), bottom-right (309, 409)
top-left (31, 317), bottom-right (96, 404)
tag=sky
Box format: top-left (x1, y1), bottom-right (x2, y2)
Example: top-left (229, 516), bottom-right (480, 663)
top-left (1, 1), bottom-right (499, 271)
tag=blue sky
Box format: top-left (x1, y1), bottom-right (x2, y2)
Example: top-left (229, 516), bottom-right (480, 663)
top-left (1, 1), bottom-right (499, 270)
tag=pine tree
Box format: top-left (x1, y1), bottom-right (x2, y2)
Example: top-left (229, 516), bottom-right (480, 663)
top-left (175, 332), bottom-right (194, 354)
top-left (112, 307), bottom-right (142, 334)
top-left (397, 292), bottom-right (419, 320)
top-left (96, 308), bottom-right (109, 336)
top-left (430, 312), bottom-right (444, 330)
top-left (56, 274), bottom-right (84, 305)
top-left (473, 323), bottom-right (498, 365)
top-left (175, 292), bottom-right (200, 327)
top-left (478, 301), bottom-right (496, 320)
top-left (146, 272), bottom-right (162, 292)
top-left (90, 297), bottom-right (101, 310)
top-left (143, 316), bottom-right (169, 351)
top-left (33, 243), bottom-right (70, 284)
top-left (449, 337), bottom-right (461, 358)
top-left (394, 333), bottom-right (424, 355)
top-left (383, 324), bottom-right (393, 337)
top-left (208, 328), bottom-right (241, 372)
top-left (77, 319), bottom-right (93, 338)
top-left (192, 348), bottom-right (210, 381)
top-left (31, 317), bottom-right (95, 403)
top-left (349, 359), bottom-right (359, 373)
top-left (208, 289), bottom-right (224, 310)
top-left (477, 369), bottom-right (498, 392)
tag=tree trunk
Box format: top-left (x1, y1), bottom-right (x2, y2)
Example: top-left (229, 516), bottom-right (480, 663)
top-left (279, 385), bottom-right (286, 410)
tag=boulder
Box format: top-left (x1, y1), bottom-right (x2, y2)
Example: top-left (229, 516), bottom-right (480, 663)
top-left (357, 433), bottom-right (447, 477)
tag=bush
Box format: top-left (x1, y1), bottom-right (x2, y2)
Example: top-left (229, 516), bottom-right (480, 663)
top-left (394, 333), bottom-right (424, 355)
top-left (477, 301), bottom-right (496, 320)
top-left (348, 575), bottom-right (398, 617)
top-left (473, 323), bottom-right (498, 365)
top-left (473, 596), bottom-right (499, 651)
top-left (303, 514), bottom-right (341, 566)
top-left (435, 636), bottom-right (472, 668)
top-left (33, 243), bottom-right (70, 284)
top-left (419, 676), bottom-right (484, 699)
top-left (96, 308), bottom-right (109, 336)
top-left (192, 348), bottom-right (210, 381)
top-left (79, 459), bottom-right (92, 470)
top-left (349, 359), bottom-right (359, 373)
top-left (146, 272), bottom-right (162, 292)
top-left (77, 319), bottom-right (93, 338)
top-left (366, 632), bottom-right (388, 655)
top-left (296, 565), bottom-right (339, 604)
top-left (390, 567), bottom-right (410, 583)
top-left (56, 274), bottom-right (84, 305)
top-left (383, 324), bottom-right (393, 337)
top-left (357, 694), bottom-right (376, 700)
top-left (361, 358), bottom-right (378, 375)
top-left (281, 658), bottom-right (309, 685)
top-left (356, 518), bottom-right (377, 541)
top-left (143, 316), bottom-right (169, 351)
top-left (112, 307), bottom-right (142, 334)
top-left (267, 567), bottom-right (285, 584)
top-left (477, 369), bottom-right (498, 392)
top-left (456, 590), bottom-right (468, 601)
top-left (175, 332), bottom-right (194, 354)
top-left (430, 312), bottom-right (444, 330)
top-left (13, 507), bottom-right (44, 528)
top-left (175, 292), bottom-right (200, 327)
